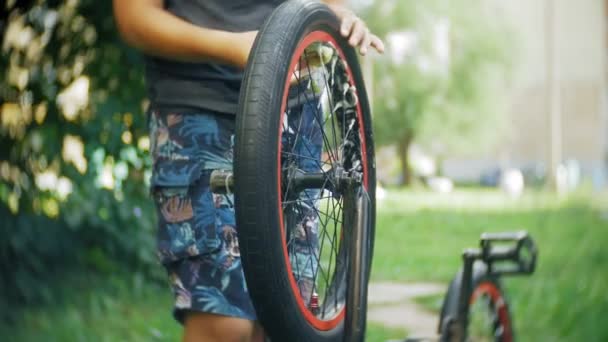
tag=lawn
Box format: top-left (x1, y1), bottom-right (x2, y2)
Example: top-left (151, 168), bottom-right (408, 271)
top-left (372, 188), bottom-right (608, 341)
top-left (3, 188), bottom-right (607, 341)
top-left (2, 277), bottom-right (405, 341)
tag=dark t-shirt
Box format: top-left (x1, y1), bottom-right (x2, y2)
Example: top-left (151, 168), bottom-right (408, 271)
top-left (145, 0), bottom-right (285, 115)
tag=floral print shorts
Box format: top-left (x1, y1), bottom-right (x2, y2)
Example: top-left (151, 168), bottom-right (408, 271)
top-left (149, 104), bottom-right (321, 323)
top-left (149, 109), bottom-right (256, 322)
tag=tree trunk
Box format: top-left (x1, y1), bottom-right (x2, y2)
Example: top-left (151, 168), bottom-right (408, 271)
top-left (436, 154), bottom-right (445, 177)
top-left (397, 133), bottom-right (413, 186)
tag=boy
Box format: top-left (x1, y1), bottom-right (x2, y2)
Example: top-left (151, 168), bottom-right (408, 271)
top-left (112, 1), bottom-right (383, 341)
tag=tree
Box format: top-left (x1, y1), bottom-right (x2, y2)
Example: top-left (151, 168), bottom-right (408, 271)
top-left (361, 0), bottom-right (513, 185)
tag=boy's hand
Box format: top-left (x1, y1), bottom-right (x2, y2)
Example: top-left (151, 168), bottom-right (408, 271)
top-left (232, 5), bottom-right (385, 70)
top-left (328, 5), bottom-right (385, 56)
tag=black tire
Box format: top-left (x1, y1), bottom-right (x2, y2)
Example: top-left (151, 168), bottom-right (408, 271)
top-left (439, 262), bottom-right (514, 342)
top-left (234, 0), bottom-right (376, 341)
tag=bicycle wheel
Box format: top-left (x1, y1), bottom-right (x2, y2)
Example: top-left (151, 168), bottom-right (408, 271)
top-left (467, 276), bottom-right (514, 342)
top-left (439, 263), bottom-right (514, 342)
top-left (234, 0), bottom-right (376, 341)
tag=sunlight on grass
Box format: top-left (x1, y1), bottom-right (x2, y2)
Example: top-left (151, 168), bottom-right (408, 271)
top-left (413, 293), bottom-right (444, 314)
top-left (377, 188), bottom-right (569, 213)
top-left (367, 323), bottom-right (408, 342)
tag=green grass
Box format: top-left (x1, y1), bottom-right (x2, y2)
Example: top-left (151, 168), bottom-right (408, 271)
top-left (372, 188), bottom-right (608, 341)
top-left (2, 276), bottom-right (182, 342)
top-left (1, 274), bottom-right (406, 341)
top-left (413, 293), bottom-right (445, 314)
top-left (367, 324), bottom-right (407, 342)
top-left (4, 188), bottom-right (607, 341)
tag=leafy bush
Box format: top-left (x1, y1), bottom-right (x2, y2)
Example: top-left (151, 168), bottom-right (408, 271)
top-left (1, 0), bottom-right (162, 317)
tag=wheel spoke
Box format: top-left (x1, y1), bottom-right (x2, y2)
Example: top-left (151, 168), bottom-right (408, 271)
top-left (279, 38), bottom-right (366, 323)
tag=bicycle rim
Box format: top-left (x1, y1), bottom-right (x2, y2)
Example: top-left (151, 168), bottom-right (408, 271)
top-left (468, 281), bottom-right (514, 342)
top-left (277, 30), bottom-right (370, 331)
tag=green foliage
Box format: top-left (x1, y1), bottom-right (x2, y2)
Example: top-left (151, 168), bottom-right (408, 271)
top-left (0, 273), bottom-right (181, 341)
top-left (1, 0), bottom-right (159, 314)
top-left (362, 0), bottom-right (514, 154)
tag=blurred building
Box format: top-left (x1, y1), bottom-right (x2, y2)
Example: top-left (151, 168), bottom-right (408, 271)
top-left (443, 0), bottom-right (608, 187)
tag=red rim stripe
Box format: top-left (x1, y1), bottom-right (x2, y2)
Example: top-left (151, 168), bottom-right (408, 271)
top-left (276, 30), bottom-right (369, 331)
top-left (470, 281), bottom-right (514, 342)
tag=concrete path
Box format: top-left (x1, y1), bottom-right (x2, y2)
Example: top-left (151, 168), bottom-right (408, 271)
top-left (367, 282), bottom-right (446, 338)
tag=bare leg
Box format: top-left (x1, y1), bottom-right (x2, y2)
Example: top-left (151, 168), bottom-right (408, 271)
top-left (183, 312), bottom-right (263, 342)
top-left (251, 323), bottom-right (266, 342)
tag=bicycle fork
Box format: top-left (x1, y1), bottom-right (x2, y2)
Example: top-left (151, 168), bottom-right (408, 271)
top-left (343, 186), bottom-right (372, 342)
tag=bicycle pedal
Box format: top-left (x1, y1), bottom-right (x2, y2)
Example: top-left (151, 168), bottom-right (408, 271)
top-left (479, 230), bottom-right (538, 276)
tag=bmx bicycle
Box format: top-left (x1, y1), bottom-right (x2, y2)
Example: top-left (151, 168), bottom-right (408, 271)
top-left (433, 231), bottom-right (537, 342)
top-left (209, 1), bottom-right (538, 341)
